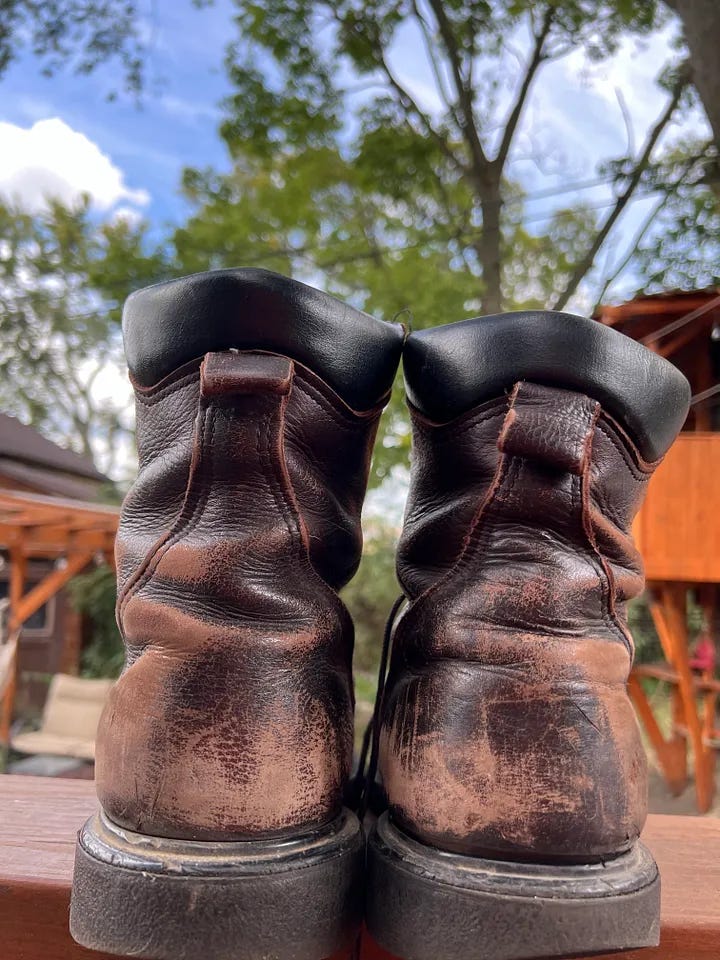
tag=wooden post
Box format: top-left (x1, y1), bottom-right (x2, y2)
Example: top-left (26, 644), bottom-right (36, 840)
top-left (8, 547), bottom-right (26, 631)
top-left (0, 547), bottom-right (28, 754)
top-left (658, 584), bottom-right (715, 813)
top-left (646, 585), bottom-right (689, 790)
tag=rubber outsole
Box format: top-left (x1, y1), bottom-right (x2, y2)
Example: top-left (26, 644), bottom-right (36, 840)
top-left (70, 808), bottom-right (363, 960)
top-left (366, 813), bottom-right (660, 960)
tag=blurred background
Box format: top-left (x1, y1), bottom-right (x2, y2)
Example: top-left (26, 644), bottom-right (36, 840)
top-left (0, 0), bottom-right (718, 814)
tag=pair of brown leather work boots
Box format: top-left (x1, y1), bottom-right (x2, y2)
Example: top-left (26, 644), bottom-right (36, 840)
top-left (69, 269), bottom-right (689, 960)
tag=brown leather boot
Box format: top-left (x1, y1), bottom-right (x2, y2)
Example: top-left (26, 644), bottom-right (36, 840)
top-left (366, 311), bottom-right (690, 960)
top-left (70, 268), bottom-right (404, 960)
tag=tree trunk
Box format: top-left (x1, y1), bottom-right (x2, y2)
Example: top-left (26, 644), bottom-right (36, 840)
top-left (477, 182), bottom-right (503, 315)
top-left (666, 0), bottom-right (720, 149)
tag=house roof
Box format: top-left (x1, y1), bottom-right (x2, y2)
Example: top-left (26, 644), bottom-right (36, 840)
top-left (0, 415), bottom-right (105, 483)
top-left (595, 289), bottom-right (720, 358)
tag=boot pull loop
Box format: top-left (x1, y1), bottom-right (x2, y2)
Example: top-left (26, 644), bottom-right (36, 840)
top-left (200, 351), bottom-right (294, 399)
top-left (498, 381), bottom-right (600, 475)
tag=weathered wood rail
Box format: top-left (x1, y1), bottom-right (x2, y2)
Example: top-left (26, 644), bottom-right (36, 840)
top-left (1, 775), bottom-right (718, 960)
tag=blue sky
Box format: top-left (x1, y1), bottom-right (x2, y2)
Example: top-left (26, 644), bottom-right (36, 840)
top-left (0, 0), bottom-right (235, 227)
top-left (0, 1), bottom-right (709, 306)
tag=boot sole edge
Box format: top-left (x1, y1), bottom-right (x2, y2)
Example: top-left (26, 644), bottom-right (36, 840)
top-left (366, 812), bottom-right (660, 960)
top-left (70, 808), bottom-right (364, 960)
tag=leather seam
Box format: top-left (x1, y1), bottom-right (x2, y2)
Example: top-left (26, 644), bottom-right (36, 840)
top-left (413, 408), bottom-right (507, 446)
top-left (294, 374), bottom-right (382, 428)
top-left (134, 370), bottom-right (200, 405)
top-left (580, 414), bottom-right (634, 657)
top-left (261, 394), bottom-right (306, 562)
top-left (267, 386), bottom-right (349, 614)
top-left (596, 418), bottom-right (653, 481)
top-left (400, 392), bottom-right (514, 609)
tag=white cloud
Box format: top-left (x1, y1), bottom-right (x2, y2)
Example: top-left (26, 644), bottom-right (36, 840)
top-left (110, 205), bottom-right (145, 228)
top-left (0, 118), bottom-right (150, 213)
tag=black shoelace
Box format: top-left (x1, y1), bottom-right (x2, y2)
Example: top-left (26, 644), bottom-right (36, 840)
top-left (354, 593), bottom-right (406, 819)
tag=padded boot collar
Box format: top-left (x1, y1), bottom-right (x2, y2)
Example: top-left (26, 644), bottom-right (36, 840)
top-left (123, 268), bottom-right (405, 410)
top-left (403, 310), bottom-right (691, 462)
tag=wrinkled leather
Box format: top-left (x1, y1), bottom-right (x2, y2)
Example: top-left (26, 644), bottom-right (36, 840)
top-left (404, 311), bottom-right (690, 461)
top-left (123, 268), bottom-right (405, 408)
top-left (97, 349), bottom-right (387, 841)
top-left (381, 375), bottom-right (688, 862)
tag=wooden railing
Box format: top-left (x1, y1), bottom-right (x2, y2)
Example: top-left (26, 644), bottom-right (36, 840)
top-left (1, 775), bottom-right (718, 960)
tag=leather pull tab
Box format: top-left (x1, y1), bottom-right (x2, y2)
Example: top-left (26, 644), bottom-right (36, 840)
top-left (498, 382), bottom-right (600, 475)
top-left (200, 351), bottom-right (294, 399)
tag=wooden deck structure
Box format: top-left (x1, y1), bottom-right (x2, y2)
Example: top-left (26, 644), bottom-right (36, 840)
top-left (1, 775), bottom-right (719, 960)
top-left (0, 491), bottom-right (118, 751)
top-left (597, 290), bottom-right (720, 813)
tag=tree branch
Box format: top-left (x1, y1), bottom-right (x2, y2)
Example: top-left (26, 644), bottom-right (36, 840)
top-left (426, 0), bottom-right (489, 181)
top-left (591, 194), bottom-right (669, 312)
top-left (494, 7), bottom-right (553, 172)
top-left (410, 0), bottom-right (458, 124)
top-left (375, 46), bottom-right (467, 178)
top-left (329, 7), bottom-right (466, 179)
top-left (553, 76), bottom-right (687, 312)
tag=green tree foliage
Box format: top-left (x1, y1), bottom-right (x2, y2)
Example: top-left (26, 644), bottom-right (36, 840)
top-left (0, 0), bottom-right (145, 94)
top-left (341, 517), bottom-right (401, 672)
top-left (68, 564), bottom-right (124, 678)
top-left (168, 1), bottom-right (715, 481)
top-left (0, 197), bottom-right (169, 473)
top-left (173, 0), bottom-right (690, 318)
top-left (632, 141), bottom-right (720, 291)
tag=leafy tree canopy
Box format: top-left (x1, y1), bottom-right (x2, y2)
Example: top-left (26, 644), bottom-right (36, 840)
top-left (0, 197), bottom-right (170, 476)
top-left (0, 0), bottom-right (147, 94)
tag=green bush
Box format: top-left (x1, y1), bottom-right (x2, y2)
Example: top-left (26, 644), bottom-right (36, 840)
top-left (342, 519), bottom-right (401, 673)
top-left (68, 565), bottom-right (124, 678)
top-left (630, 591), bottom-right (704, 664)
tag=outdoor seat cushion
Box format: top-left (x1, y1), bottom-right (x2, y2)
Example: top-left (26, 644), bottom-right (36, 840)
top-left (11, 673), bottom-right (113, 761)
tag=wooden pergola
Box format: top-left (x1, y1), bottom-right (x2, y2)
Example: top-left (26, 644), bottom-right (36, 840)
top-left (597, 289), bottom-right (720, 813)
top-left (0, 490), bottom-right (119, 749)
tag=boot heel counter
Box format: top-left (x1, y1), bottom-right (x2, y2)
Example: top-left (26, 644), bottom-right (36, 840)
top-left (383, 382), bottom-right (653, 860)
top-left (99, 351), bottom-right (354, 839)
top-left (380, 657), bottom-right (647, 860)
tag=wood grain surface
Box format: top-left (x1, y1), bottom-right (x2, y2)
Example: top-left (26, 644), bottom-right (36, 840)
top-left (1, 776), bottom-right (718, 960)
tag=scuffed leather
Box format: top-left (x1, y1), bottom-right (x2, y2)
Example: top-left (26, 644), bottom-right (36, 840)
top-left (97, 350), bottom-right (386, 841)
top-left (404, 311), bottom-right (691, 461)
top-left (382, 379), bottom-right (683, 862)
top-left (123, 268), bottom-right (405, 408)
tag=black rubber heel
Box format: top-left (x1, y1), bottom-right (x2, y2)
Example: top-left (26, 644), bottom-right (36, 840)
top-left (70, 808), bottom-right (363, 960)
top-left (367, 813), bottom-right (660, 960)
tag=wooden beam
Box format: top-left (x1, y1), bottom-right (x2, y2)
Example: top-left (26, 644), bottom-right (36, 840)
top-left (0, 527), bottom-right (115, 554)
top-left (8, 548), bottom-right (26, 626)
top-left (0, 491), bottom-right (119, 561)
top-left (11, 553), bottom-right (94, 631)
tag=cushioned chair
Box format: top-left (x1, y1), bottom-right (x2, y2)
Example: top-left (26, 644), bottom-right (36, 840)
top-left (11, 673), bottom-right (113, 761)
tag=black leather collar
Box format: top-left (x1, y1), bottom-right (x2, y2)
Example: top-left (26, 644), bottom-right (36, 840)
top-left (404, 311), bottom-right (690, 461)
top-left (123, 268), bottom-right (405, 409)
